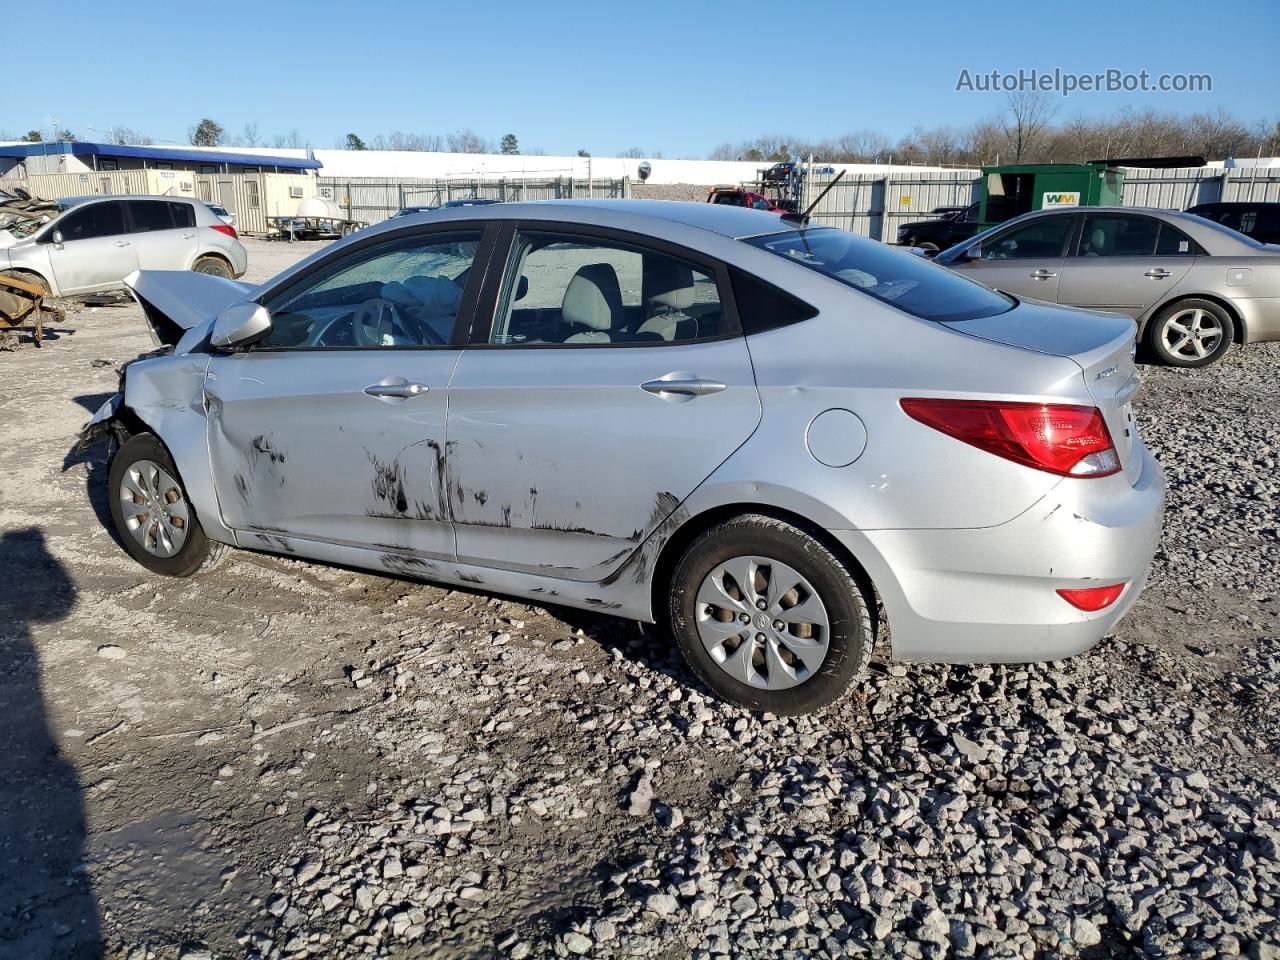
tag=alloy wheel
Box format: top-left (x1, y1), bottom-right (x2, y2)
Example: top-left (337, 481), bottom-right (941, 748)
top-left (694, 555), bottom-right (830, 690)
top-left (119, 459), bottom-right (190, 558)
top-left (1160, 307), bottom-right (1223, 360)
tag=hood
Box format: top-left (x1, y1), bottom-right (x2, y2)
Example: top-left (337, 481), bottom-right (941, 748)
top-left (125, 269), bottom-right (256, 348)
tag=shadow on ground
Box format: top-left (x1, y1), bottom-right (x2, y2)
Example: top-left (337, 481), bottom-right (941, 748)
top-left (0, 528), bottom-right (102, 958)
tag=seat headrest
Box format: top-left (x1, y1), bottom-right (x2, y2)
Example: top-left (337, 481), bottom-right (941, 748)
top-left (647, 261), bottom-right (695, 311)
top-left (561, 263), bottom-right (623, 331)
top-left (1090, 228), bottom-right (1106, 252)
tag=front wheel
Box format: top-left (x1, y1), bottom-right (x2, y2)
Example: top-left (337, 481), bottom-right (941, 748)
top-left (108, 433), bottom-right (228, 577)
top-left (668, 515), bottom-right (874, 714)
top-left (1146, 298), bottom-right (1234, 367)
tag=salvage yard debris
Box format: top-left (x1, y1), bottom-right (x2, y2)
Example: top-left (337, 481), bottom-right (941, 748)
top-left (0, 269), bottom-right (61, 348)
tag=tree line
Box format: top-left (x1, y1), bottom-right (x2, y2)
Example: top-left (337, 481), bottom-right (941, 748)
top-left (709, 96), bottom-right (1280, 167)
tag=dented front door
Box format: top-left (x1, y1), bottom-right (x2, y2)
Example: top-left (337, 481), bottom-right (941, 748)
top-left (204, 351), bottom-right (461, 559)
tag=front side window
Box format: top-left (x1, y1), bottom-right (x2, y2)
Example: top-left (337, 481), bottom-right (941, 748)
top-left (1077, 215), bottom-right (1160, 257)
top-left (55, 201), bottom-right (126, 241)
top-left (260, 232), bottom-right (481, 349)
top-left (747, 227), bottom-right (1012, 323)
top-left (983, 216), bottom-right (1073, 260)
top-left (489, 232), bottom-right (723, 345)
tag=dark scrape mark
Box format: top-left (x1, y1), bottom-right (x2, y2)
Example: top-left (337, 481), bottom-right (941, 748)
top-left (233, 472), bottom-right (249, 503)
top-left (500, 505), bottom-right (511, 527)
top-left (250, 434), bottom-right (286, 465)
top-left (253, 531), bottom-right (295, 554)
top-left (584, 597), bottom-right (623, 611)
top-left (379, 553), bottom-right (437, 579)
top-left (452, 477), bottom-right (465, 508)
top-left (456, 572), bottom-right (483, 584)
top-left (530, 522), bottom-right (611, 537)
top-left (367, 450), bottom-right (409, 515)
top-left (600, 491), bottom-right (687, 588)
top-left (473, 490), bottom-right (488, 507)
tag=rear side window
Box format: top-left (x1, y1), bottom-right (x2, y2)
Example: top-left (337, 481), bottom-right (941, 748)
top-left (730, 268), bottom-right (817, 334)
top-left (1155, 223), bottom-right (1198, 256)
top-left (128, 200), bottom-right (175, 233)
top-left (170, 202), bottom-right (195, 228)
top-left (57, 201), bottom-right (126, 240)
top-left (746, 227), bottom-right (1013, 323)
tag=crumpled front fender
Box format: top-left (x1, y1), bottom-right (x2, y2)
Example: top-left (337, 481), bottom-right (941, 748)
top-left (77, 393), bottom-right (122, 451)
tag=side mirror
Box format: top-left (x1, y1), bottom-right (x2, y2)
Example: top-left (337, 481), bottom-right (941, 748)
top-left (211, 302), bottom-right (271, 349)
top-left (51, 230), bottom-right (64, 247)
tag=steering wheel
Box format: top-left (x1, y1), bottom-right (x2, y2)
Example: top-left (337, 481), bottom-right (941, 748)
top-left (348, 298), bottom-right (443, 347)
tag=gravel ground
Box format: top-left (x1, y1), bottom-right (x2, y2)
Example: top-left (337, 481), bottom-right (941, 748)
top-left (1, 237), bottom-right (1277, 960)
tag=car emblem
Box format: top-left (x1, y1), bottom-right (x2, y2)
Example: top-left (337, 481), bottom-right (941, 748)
top-left (1096, 366), bottom-right (1118, 380)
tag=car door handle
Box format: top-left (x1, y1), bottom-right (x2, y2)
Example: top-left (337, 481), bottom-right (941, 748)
top-left (182, 232), bottom-right (196, 239)
top-left (1144, 269), bottom-right (1172, 279)
top-left (364, 380), bottom-right (428, 399)
top-left (115, 240), bottom-right (131, 247)
top-left (640, 376), bottom-right (727, 397)
top-left (1029, 269), bottom-right (1057, 279)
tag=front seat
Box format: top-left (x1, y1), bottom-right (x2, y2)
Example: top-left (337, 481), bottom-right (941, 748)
top-left (637, 261), bottom-right (696, 341)
top-left (1083, 227), bottom-right (1107, 256)
top-left (561, 263), bottom-right (623, 343)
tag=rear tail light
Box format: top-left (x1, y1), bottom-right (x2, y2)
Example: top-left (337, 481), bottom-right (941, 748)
top-left (1057, 583), bottom-right (1125, 611)
top-left (900, 398), bottom-right (1120, 478)
top-left (211, 224), bottom-right (238, 239)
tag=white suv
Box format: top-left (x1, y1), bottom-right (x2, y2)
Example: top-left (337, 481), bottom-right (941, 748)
top-left (0, 195), bottom-right (248, 298)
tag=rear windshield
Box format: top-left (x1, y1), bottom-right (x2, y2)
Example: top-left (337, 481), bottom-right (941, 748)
top-left (746, 227), bottom-right (1014, 322)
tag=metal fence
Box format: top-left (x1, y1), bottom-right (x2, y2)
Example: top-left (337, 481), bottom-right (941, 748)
top-left (317, 176), bottom-right (631, 226)
top-left (801, 165), bottom-right (1280, 241)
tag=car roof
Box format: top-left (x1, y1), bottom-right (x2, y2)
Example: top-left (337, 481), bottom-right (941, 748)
top-left (60, 194), bottom-right (198, 207)
top-left (447, 198), bottom-right (804, 239)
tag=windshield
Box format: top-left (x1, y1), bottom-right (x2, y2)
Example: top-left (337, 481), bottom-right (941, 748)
top-left (747, 227), bottom-right (1014, 322)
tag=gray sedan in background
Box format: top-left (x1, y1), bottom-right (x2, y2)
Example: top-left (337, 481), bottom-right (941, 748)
top-left (935, 206), bottom-right (1280, 367)
top-left (80, 200), bottom-right (1163, 714)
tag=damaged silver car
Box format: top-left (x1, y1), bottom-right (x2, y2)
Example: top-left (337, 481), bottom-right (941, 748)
top-left (81, 200), bottom-right (1164, 714)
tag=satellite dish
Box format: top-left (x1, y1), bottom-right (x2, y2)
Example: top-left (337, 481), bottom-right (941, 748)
top-left (637, 161), bottom-right (652, 181)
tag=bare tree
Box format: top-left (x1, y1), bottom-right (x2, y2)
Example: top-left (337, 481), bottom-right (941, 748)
top-left (270, 129), bottom-right (303, 149)
top-left (999, 92), bottom-right (1057, 162)
top-left (236, 122), bottom-right (261, 147)
top-left (446, 129), bottom-right (491, 154)
top-left (618, 147), bottom-right (647, 158)
top-left (107, 125), bottom-right (151, 145)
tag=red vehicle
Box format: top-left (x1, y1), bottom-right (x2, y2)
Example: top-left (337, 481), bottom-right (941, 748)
top-left (707, 187), bottom-right (791, 213)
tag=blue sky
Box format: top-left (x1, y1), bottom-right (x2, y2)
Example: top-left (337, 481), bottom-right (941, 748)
top-left (15, 0), bottom-right (1278, 157)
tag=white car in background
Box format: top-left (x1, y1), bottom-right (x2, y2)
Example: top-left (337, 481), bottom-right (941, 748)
top-left (0, 195), bottom-right (248, 298)
top-left (206, 203), bottom-right (236, 228)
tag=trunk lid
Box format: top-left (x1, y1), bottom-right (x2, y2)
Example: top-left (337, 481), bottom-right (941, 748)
top-left (944, 298), bottom-right (1142, 484)
top-left (124, 269), bottom-right (256, 347)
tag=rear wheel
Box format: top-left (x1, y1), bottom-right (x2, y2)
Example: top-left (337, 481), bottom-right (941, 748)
top-left (668, 515), bottom-right (873, 714)
top-left (192, 255), bottom-right (233, 279)
top-left (108, 433), bottom-right (229, 577)
top-left (1147, 298), bottom-right (1233, 367)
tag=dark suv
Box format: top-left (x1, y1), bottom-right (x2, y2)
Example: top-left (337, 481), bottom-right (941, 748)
top-left (896, 203), bottom-right (981, 252)
top-left (1186, 202), bottom-right (1280, 245)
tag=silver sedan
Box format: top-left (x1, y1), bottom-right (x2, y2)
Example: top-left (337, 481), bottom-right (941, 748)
top-left (80, 200), bottom-right (1164, 714)
top-left (935, 206), bottom-right (1280, 367)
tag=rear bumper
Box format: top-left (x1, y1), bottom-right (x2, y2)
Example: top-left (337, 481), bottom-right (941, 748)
top-left (1234, 296), bottom-right (1280, 344)
top-left (833, 442), bottom-right (1165, 663)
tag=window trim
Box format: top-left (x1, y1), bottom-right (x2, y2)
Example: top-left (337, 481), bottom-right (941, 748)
top-left (242, 223), bottom-right (500, 354)
top-left (465, 220), bottom-right (744, 350)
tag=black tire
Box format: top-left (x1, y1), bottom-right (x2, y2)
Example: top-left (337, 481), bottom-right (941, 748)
top-left (108, 433), bottom-right (229, 577)
top-left (1146, 298), bottom-right (1234, 368)
top-left (668, 514), bottom-right (874, 715)
top-left (192, 255), bottom-right (233, 279)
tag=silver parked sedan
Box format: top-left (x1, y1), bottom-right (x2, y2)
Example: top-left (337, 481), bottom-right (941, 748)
top-left (80, 200), bottom-right (1164, 714)
top-left (935, 206), bottom-right (1280, 367)
top-left (2, 194), bottom-right (247, 298)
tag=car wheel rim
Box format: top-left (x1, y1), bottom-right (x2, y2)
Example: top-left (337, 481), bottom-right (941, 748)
top-left (1161, 308), bottom-right (1222, 360)
top-left (119, 459), bottom-right (189, 558)
top-left (694, 556), bottom-right (830, 691)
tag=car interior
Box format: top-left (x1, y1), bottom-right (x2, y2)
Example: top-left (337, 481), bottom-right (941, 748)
top-left (491, 238), bottom-right (722, 345)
